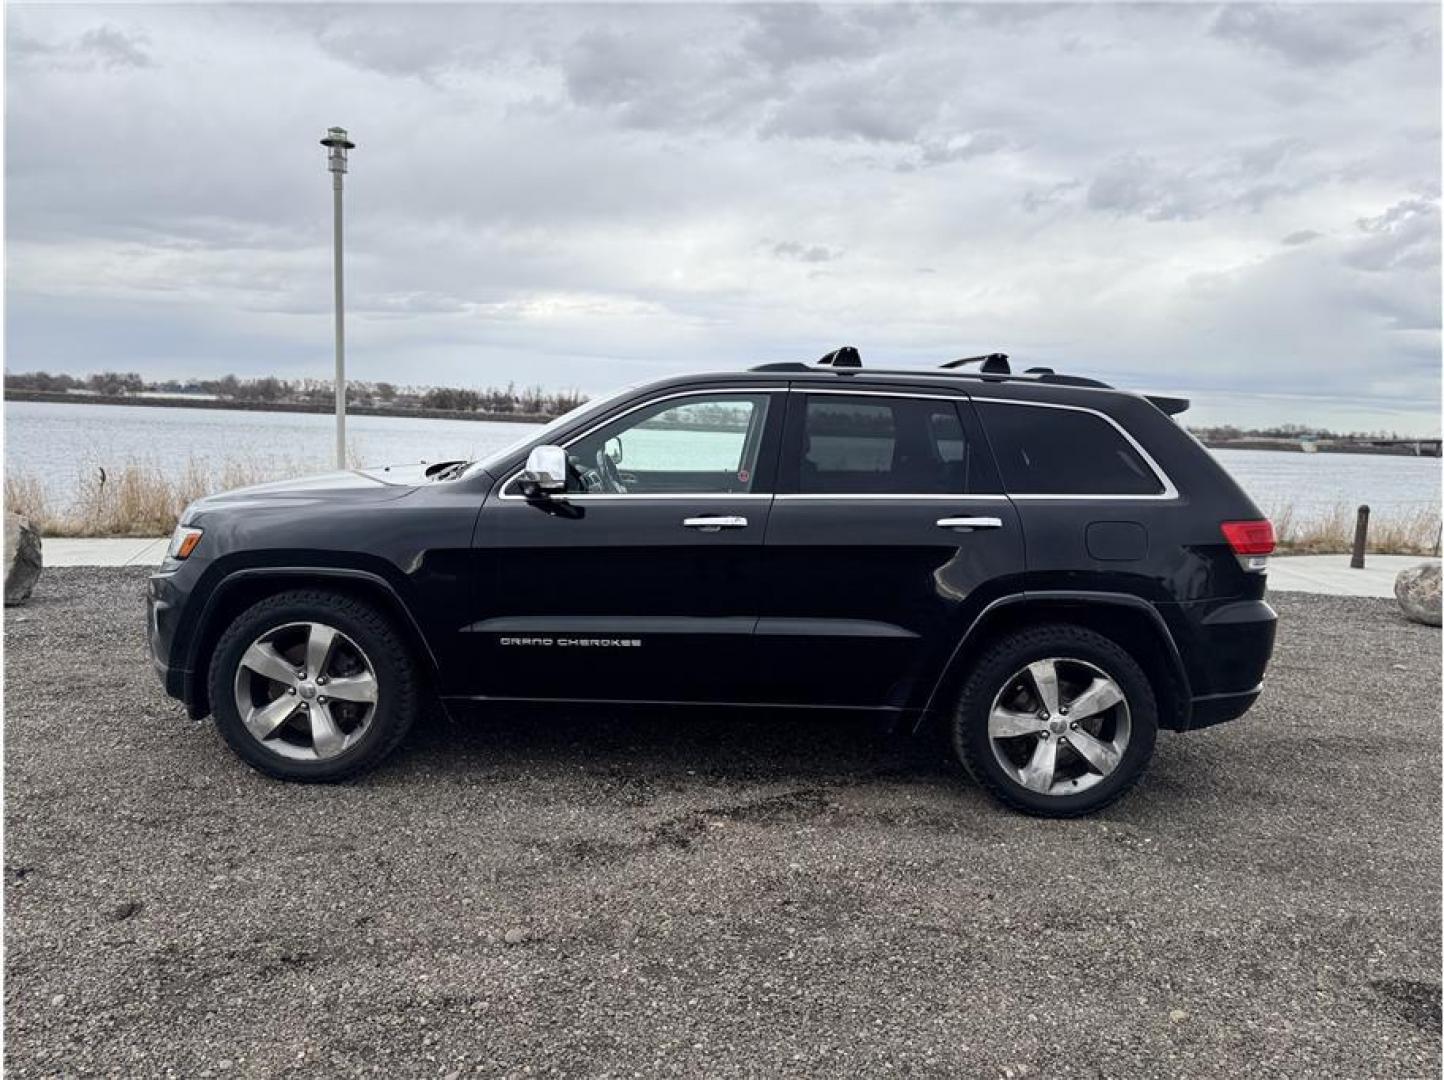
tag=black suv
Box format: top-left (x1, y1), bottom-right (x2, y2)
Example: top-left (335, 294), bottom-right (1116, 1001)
top-left (147, 350), bottom-right (1277, 816)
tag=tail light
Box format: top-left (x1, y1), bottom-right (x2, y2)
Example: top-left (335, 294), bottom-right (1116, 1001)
top-left (1221, 519), bottom-right (1275, 571)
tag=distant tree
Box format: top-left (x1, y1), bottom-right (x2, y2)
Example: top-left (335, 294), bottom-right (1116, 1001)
top-left (88, 371), bottom-right (143, 396)
top-left (376, 382), bottom-right (397, 403)
top-left (421, 387), bottom-right (481, 412)
top-left (253, 377), bottom-right (287, 402)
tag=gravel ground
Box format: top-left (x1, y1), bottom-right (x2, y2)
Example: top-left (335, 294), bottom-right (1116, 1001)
top-left (4, 568), bottom-right (1440, 1078)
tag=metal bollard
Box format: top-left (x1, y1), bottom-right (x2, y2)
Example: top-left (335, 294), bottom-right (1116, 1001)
top-left (1350, 505), bottom-right (1370, 569)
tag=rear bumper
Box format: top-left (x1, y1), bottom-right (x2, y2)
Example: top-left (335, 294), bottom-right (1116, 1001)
top-left (1188, 685), bottom-right (1263, 729)
top-left (1166, 597), bottom-right (1277, 731)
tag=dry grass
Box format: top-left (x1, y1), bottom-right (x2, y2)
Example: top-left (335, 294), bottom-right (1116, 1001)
top-left (1269, 501), bottom-right (1441, 556)
top-left (4, 452), bottom-right (345, 537)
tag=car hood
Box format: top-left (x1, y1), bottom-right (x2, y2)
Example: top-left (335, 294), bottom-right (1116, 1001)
top-left (184, 462), bottom-right (461, 517)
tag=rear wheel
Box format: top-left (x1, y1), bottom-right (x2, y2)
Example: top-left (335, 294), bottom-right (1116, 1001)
top-left (952, 624), bottom-right (1157, 817)
top-left (209, 590), bottom-right (419, 782)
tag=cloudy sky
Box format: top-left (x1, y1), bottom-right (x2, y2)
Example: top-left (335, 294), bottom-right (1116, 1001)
top-left (6, 2), bottom-right (1441, 433)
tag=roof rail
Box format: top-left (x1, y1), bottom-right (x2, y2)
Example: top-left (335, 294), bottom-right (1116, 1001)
top-left (743, 348), bottom-right (1175, 404)
top-left (750, 361), bottom-right (814, 372)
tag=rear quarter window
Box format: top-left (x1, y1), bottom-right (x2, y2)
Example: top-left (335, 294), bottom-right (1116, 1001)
top-left (976, 401), bottom-right (1165, 496)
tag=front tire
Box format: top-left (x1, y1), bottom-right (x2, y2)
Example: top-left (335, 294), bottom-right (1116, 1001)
top-left (952, 624), bottom-right (1157, 817)
top-left (209, 590), bottom-right (419, 782)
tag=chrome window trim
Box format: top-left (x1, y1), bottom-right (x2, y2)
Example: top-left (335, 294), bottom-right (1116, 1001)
top-left (798, 388), bottom-right (965, 402)
top-left (493, 383), bottom-right (1178, 504)
top-left (497, 386), bottom-right (783, 501)
top-left (774, 493), bottom-right (1006, 501)
top-left (498, 493), bottom-right (774, 504)
top-left (970, 396), bottom-right (1179, 500)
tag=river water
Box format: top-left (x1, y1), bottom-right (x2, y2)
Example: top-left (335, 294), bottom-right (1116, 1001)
top-left (4, 400), bottom-right (1439, 524)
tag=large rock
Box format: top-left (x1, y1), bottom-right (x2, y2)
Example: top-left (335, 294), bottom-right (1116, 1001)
top-left (1394, 561), bottom-right (1442, 627)
top-left (4, 514), bottom-right (42, 606)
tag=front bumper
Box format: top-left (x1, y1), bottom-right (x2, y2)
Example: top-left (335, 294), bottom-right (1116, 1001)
top-left (147, 570), bottom-right (189, 704)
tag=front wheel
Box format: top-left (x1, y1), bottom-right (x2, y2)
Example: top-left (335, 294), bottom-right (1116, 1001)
top-left (208, 590), bottom-right (420, 782)
top-left (952, 624), bottom-right (1158, 817)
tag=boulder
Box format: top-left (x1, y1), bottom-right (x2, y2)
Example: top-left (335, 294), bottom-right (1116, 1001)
top-left (4, 514), bottom-right (42, 606)
top-left (1394, 561), bottom-right (1442, 627)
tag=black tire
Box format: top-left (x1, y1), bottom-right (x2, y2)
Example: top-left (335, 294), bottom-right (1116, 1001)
top-left (208, 589), bottom-right (419, 782)
top-left (952, 623), bottom-right (1158, 818)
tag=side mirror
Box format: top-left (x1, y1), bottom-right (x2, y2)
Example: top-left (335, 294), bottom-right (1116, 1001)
top-left (519, 445), bottom-right (567, 497)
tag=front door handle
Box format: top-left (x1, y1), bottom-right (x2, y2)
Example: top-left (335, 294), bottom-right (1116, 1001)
top-left (937, 516), bottom-right (1003, 530)
top-left (683, 515), bottom-right (748, 531)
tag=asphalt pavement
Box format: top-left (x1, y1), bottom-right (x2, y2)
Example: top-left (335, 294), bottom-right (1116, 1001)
top-left (4, 569), bottom-right (1440, 1077)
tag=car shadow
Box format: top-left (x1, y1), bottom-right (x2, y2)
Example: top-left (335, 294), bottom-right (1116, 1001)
top-left (395, 701), bottom-right (961, 788)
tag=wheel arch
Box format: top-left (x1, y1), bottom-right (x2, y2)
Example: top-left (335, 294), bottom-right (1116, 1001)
top-left (918, 591), bottom-right (1192, 733)
top-left (182, 566), bottom-right (440, 719)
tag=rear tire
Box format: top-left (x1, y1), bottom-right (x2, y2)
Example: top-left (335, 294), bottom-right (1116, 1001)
top-left (952, 624), bottom-right (1157, 817)
top-left (209, 590), bottom-right (419, 782)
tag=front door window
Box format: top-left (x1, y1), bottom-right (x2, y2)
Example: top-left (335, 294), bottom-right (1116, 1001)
top-left (562, 394), bottom-right (771, 495)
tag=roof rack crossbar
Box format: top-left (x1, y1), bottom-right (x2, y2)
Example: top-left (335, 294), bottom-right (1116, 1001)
top-left (940, 352), bottom-right (1010, 374)
top-left (745, 349), bottom-right (1141, 399)
top-left (816, 346), bottom-right (862, 368)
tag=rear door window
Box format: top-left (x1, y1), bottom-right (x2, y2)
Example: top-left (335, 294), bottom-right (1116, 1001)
top-left (975, 402), bottom-right (1165, 496)
top-left (793, 395), bottom-right (979, 494)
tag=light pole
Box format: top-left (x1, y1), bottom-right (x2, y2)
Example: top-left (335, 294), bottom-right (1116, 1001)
top-left (320, 126), bottom-right (355, 470)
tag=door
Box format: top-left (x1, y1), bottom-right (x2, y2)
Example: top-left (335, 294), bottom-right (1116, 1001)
top-left (757, 389), bottom-right (1026, 710)
top-left (467, 388), bottom-right (783, 703)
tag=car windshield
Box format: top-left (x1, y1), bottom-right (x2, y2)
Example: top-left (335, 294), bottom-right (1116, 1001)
top-left (461, 385), bottom-right (637, 478)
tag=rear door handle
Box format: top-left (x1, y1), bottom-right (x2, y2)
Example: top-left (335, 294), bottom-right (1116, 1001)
top-left (936, 516), bottom-right (1003, 530)
top-left (683, 515), bottom-right (748, 531)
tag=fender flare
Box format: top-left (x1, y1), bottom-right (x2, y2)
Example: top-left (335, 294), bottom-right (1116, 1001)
top-left (182, 565), bottom-right (441, 716)
top-left (919, 589), bottom-right (1192, 723)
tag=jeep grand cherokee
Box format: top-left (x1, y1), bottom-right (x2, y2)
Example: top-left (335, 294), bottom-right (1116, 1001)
top-left (147, 349), bottom-right (1277, 816)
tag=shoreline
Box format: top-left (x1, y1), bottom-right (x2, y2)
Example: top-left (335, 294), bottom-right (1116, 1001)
top-left (3, 389), bottom-right (553, 425)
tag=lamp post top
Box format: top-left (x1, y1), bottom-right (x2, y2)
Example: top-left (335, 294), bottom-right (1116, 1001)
top-left (321, 126), bottom-right (354, 175)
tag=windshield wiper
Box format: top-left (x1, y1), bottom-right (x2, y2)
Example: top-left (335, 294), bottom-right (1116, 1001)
top-left (431, 460), bottom-right (471, 482)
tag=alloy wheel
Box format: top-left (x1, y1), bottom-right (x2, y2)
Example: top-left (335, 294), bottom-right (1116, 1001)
top-left (232, 621), bottom-right (379, 761)
top-left (987, 657), bottom-right (1131, 797)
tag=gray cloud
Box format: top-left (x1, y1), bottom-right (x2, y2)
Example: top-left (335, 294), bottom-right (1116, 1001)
top-left (770, 241), bottom-right (840, 263)
top-left (78, 25), bottom-right (153, 69)
top-left (1345, 197), bottom-right (1440, 274)
top-left (1085, 139), bottom-right (1321, 221)
top-left (741, 4), bottom-right (905, 72)
top-left (11, 21), bottom-right (154, 70)
top-left (1210, 5), bottom-right (1396, 67)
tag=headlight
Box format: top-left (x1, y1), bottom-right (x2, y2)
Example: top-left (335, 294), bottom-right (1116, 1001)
top-left (167, 525), bottom-right (204, 560)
